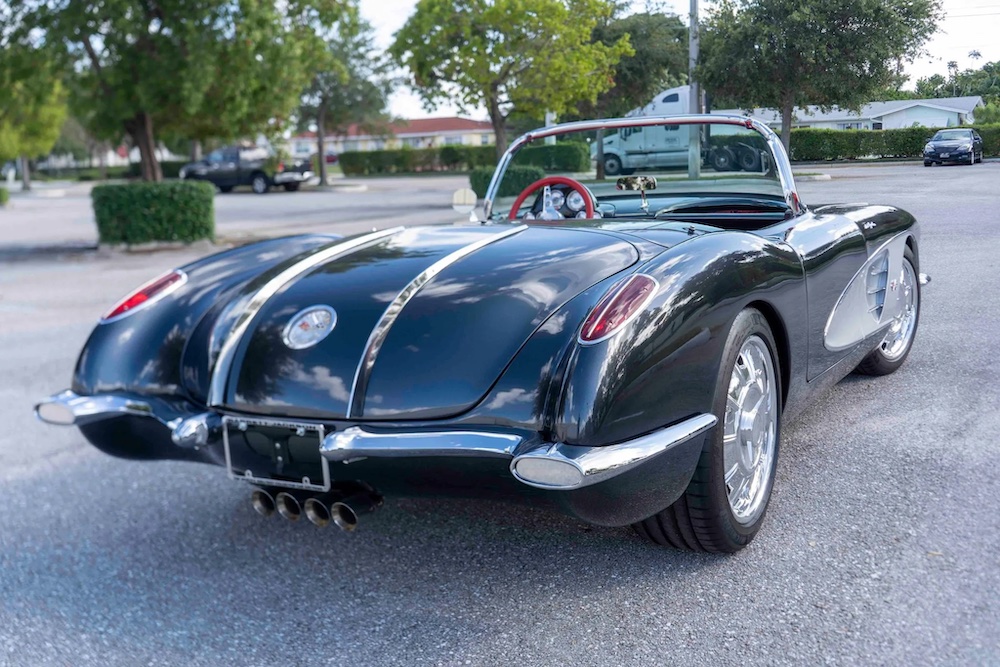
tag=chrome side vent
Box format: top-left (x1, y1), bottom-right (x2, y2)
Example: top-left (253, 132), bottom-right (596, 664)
top-left (866, 251), bottom-right (889, 319)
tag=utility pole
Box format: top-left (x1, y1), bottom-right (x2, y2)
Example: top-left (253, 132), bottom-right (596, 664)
top-left (687, 0), bottom-right (701, 179)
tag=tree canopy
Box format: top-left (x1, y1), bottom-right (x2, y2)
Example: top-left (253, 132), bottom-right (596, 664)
top-left (299, 3), bottom-right (393, 184)
top-left (391, 0), bottom-right (633, 156)
top-left (580, 10), bottom-right (688, 119)
top-left (0, 22), bottom-right (67, 165)
top-left (6, 0), bottom-right (347, 181)
top-left (914, 61), bottom-right (1000, 103)
top-left (699, 0), bottom-right (942, 150)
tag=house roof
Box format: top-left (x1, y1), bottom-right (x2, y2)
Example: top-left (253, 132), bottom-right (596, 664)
top-left (291, 117), bottom-right (493, 140)
top-left (715, 96), bottom-right (985, 125)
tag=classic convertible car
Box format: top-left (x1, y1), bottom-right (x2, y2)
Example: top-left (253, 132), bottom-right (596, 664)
top-left (36, 116), bottom-right (926, 552)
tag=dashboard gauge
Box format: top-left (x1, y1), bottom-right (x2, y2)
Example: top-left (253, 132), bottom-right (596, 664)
top-left (566, 190), bottom-right (586, 212)
top-left (549, 189), bottom-right (565, 210)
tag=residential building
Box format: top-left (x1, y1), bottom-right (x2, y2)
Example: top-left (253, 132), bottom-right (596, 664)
top-left (715, 96), bottom-right (985, 131)
top-left (287, 117), bottom-right (495, 157)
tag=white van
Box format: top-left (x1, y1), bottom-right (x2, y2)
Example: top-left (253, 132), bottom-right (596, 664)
top-left (593, 86), bottom-right (768, 175)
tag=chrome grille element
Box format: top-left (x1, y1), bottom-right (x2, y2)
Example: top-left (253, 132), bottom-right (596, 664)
top-left (866, 251), bottom-right (889, 319)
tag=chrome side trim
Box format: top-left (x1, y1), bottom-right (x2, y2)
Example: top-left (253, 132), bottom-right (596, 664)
top-left (484, 115), bottom-right (803, 219)
top-left (34, 389), bottom-right (156, 427)
top-left (346, 224), bottom-right (528, 417)
top-left (511, 413), bottom-right (718, 490)
top-left (207, 227), bottom-right (405, 407)
top-left (320, 427), bottom-right (522, 463)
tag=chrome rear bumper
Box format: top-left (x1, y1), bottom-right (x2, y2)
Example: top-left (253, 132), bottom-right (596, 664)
top-left (35, 389), bottom-right (715, 493)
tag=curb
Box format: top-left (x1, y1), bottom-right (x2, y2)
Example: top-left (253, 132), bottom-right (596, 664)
top-left (793, 174), bottom-right (832, 181)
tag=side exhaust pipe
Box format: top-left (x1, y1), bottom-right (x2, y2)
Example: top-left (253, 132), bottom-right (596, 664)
top-left (330, 492), bottom-right (381, 532)
top-left (275, 492), bottom-right (303, 521)
top-left (251, 489), bottom-right (275, 517)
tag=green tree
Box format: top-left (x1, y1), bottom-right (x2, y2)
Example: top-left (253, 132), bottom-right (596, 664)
top-left (299, 4), bottom-right (393, 185)
top-left (699, 0), bottom-right (942, 151)
top-left (391, 0), bottom-right (633, 157)
top-left (0, 25), bottom-right (68, 191)
top-left (915, 61), bottom-right (1000, 103)
top-left (975, 101), bottom-right (1000, 124)
top-left (579, 10), bottom-right (688, 118)
top-left (8, 0), bottom-right (346, 182)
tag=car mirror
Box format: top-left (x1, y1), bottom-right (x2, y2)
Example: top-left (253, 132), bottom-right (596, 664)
top-left (616, 176), bottom-right (657, 191)
top-left (451, 188), bottom-right (477, 215)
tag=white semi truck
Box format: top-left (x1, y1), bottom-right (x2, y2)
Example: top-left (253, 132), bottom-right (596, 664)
top-left (593, 86), bottom-right (767, 176)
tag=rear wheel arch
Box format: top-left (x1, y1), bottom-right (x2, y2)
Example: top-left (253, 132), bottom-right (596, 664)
top-left (905, 234), bottom-right (919, 270)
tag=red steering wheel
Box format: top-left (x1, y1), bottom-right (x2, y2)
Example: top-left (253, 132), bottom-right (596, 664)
top-left (507, 176), bottom-right (596, 221)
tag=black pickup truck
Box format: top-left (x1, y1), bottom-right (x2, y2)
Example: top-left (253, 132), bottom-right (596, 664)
top-left (179, 146), bottom-right (313, 194)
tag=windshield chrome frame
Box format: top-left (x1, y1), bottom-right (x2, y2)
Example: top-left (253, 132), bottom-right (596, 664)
top-left (483, 114), bottom-right (805, 220)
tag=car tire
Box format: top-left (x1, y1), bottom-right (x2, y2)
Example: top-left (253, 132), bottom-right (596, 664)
top-left (923, 160), bottom-right (932, 167)
top-left (976, 151), bottom-right (983, 163)
top-left (854, 247), bottom-right (920, 376)
top-left (251, 173), bottom-right (270, 194)
top-left (634, 308), bottom-right (781, 553)
top-left (283, 183), bottom-right (300, 192)
top-left (218, 186), bottom-right (234, 193)
top-left (604, 154), bottom-right (623, 176)
top-left (970, 151), bottom-right (975, 166)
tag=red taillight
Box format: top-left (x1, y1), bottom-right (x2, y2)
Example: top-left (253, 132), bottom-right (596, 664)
top-left (101, 270), bottom-right (187, 323)
top-left (579, 274), bottom-right (659, 343)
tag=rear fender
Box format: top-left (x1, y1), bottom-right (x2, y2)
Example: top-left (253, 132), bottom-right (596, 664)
top-left (552, 232), bottom-right (805, 448)
top-left (71, 235), bottom-right (338, 402)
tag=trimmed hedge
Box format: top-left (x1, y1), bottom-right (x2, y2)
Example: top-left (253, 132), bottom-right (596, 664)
top-left (92, 181), bottom-right (215, 244)
top-left (516, 143), bottom-right (590, 171)
top-left (789, 124), bottom-right (1000, 161)
top-left (340, 145), bottom-right (496, 175)
top-left (469, 165), bottom-right (546, 199)
top-left (0, 187), bottom-right (8, 207)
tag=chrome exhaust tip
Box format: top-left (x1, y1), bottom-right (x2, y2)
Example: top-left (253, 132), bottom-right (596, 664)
top-left (330, 492), bottom-right (381, 532)
top-left (275, 492), bottom-right (302, 521)
top-left (304, 497), bottom-right (332, 527)
top-left (251, 489), bottom-right (276, 517)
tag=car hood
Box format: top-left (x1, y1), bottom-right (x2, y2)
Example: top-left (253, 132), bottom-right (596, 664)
top-left (211, 225), bottom-right (641, 420)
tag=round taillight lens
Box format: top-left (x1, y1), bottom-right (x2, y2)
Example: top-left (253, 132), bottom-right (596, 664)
top-left (100, 270), bottom-right (187, 323)
top-left (579, 274), bottom-right (659, 344)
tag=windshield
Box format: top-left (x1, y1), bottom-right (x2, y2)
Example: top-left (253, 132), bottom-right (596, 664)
top-left (489, 119), bottom-right (789, 224)
top-left (931, 130), bottom-right (972, 141)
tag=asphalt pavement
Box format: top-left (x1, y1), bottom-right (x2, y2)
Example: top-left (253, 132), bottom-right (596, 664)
top-left (1, 161), bottom-right (998, 666)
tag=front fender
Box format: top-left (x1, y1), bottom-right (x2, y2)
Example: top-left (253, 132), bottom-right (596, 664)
top-left (553, 232), bottom-right (805, 447)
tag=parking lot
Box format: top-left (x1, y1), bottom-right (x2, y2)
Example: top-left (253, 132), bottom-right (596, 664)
top-left (1, 161), bottom-right (998, 666)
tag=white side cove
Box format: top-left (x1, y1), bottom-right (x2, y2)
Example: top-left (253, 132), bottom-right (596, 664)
top-left (824, 232), bottom-right (911, 352)
top-left (207, 227), bottom-right (406, 407)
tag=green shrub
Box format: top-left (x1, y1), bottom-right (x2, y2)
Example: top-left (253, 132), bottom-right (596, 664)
top-left (789, 124), bottom-right (1000, 161)
top-left (469, 165), bottom-right (546, 198)
top-left (339, 145), bottom-right (497, 175)
top-left (516, 143), bottom-right (590, 171)
top-left (0, 187), bottom-right (9, 206)
top-left (92, 181), bottom-right (215, 245)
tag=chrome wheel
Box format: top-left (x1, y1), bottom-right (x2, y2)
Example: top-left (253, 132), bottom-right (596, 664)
top-left (723, 335), bottom-right (777, 526)
top-left (879, 258), bottom-right (918, 361)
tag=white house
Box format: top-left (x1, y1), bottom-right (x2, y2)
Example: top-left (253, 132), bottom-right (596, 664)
top-left (286, 117), bottom-right (495, 157)
top-left (716, 96), bottom-right (985, 131)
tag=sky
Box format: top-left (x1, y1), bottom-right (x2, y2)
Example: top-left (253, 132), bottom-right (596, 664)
top-left (359, 0), bottom-right (1000, 120)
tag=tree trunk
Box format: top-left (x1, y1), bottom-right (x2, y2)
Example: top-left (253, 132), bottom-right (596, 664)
top-left (191, 140), bottom-right (202, 162)
top-left (317, 100), bottom-right (328, 187)
top-left (20, 156), bottom-right (31, 192)
top-left (780, 95), bottom-right (794, 156)
top-left (126, 111), bottom-right (162, 182)
top-left (487, 95), bottom-right (507, 160)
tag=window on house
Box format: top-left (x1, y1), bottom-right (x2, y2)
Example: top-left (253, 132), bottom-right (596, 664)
top-left (481, 134), bottom-right (491, 146)
top-left (344, 140), bottom-right (359, 152)
top-left (444, 136), bottom-right (464, 145)
top-left (405, 137), bottom-right (423, 148)
top-left (872, 122), bottom-right (883, 130)
top-left (837, 122), bottom-right (864, 130)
